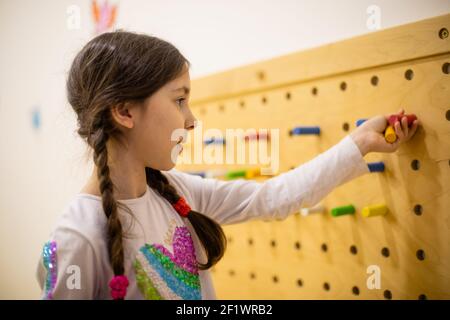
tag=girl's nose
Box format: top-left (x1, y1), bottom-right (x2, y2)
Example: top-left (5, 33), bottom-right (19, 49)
top-left (185, 121), bottom-right (196, 131)
top-left (185, 113), bottom-right (197, 131)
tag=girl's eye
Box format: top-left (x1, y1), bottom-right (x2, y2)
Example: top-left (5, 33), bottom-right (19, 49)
top-left (176, 98), bottom-right (186, 107)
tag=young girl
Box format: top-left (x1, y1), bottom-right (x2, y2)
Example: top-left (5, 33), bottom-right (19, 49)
top-left (36, 30), bottom-right (419, 300)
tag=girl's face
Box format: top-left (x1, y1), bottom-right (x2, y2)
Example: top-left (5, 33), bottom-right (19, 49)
top-left (112, 65), bottom-right (197, 171)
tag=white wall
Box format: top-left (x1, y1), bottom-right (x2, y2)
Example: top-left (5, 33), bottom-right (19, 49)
top-left (0, 0), bottom-right (448, 299)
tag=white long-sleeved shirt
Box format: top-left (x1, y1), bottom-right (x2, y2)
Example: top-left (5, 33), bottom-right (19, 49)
top-left (36, 135), bottom-right (369, 299)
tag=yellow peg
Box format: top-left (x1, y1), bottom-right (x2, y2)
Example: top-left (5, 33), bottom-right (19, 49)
top-left (384, 125), bottom-right (397, 143)
top-left (362, 204), bottom-right (388, 217)
top-left (245, 168), bottom-right (261, 179)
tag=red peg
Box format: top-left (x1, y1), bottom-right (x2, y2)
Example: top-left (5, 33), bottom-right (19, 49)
top-left (388, 113), bottom-right (417, 127)
top-left (244, 131), bottom-right (270, 141)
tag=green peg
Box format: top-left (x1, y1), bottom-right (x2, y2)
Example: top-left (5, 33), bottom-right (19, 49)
top-left (331, 204), bottom-right (355, 217)
top-left (225, 170), bottom-right (247, 180)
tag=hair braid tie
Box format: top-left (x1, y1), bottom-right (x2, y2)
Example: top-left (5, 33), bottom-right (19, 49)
top-left (109, 275), bottom-right (129, 300)
top-left (172, 196), bottom-right (191, 218)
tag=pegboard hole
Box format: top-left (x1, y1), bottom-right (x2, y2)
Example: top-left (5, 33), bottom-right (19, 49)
top-left (229, 270), bottom-right (235, 276)
top-left (270, 240), bottom-right (277, 247)
top-left (416, 249), bottom-right (425, 261)
top-left (418, 294), bottom-right (427, 300)
top-left (228, 237), bottom-right (233, 243)
top-left (285, 92), bottom-right (291, 100)
top-left (446, 110), bottom-right (450, 121)
top-left (262, 96), bottom-right (267, 104)
top-left (200, 108), bottom-right (206, 115)
top-left (342, 122), bottom-right (350, 132)
top-left (350, 245), bottom-right (358, 255)
top-left (439, 27), bottom-right (449, 39)
top-left (297, 279), bottom-right (303, 287)
top-left (443, 62), bottom-right (450, 74)
top-left (294, 241), bottom-right (301, 250)
top-left (219, 104), bottom-right (225, 112)
top-left (323, 282), bottom-right (330, 291)
top-left (413, 204), bottom-right (423, 216)
top-left (340, 81), bottom-right (347, 91)
top-left (272, 276), bottom-right (279, 283)
top-left (371, 75), bottom-right (379, 86)
top-left (257, 71), bottom-right (266, 81)
top-left (352, 286), bottom-right (360, 296)
top-left (411, 159), bottom-right (420, 171)
top-left (384, 290), bottom-right (392, 300)
top-left (405, 69), bottom-right (414, 80)
top-left (239, 101), bottom-right (246, 109)
top-left (381, 247), bottom-right (390, 258)
top-left (250, 272), bottom-right (256, 280)
top-left (248, 238), bottom-right (253, 246)
top-left (321, 243), bottom-right (328, 252)
top-left (311, 87), bottom-right (318, 96)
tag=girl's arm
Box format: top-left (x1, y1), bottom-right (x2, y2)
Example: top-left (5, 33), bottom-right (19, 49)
top-left (165, 134), bottom-right (369, 225)
top-left (166, 111), bottom-right (419, 225)
top-left (36, 227), bottom-right (99, 299)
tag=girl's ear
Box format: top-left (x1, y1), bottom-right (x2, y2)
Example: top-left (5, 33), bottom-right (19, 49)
top-left (111, 102), bottom-right (136, 129)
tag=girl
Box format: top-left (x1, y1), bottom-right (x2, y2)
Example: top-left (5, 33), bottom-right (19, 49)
top-left (36, 30), bottom-right (419, 300)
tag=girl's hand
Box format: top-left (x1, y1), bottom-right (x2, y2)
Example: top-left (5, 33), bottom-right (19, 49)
top-left (350, 109), bottom-right (420, 156)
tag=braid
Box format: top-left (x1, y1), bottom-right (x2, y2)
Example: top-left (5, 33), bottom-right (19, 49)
top-left (91, 119), bottom-right (128, 299)
top-left (145, 167), bottom-right (227, 270)
top-left (145, 167), bottom-right (178, 202)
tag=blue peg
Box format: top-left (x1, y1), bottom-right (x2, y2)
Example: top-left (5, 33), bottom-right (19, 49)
top-left (356, 119), bottom-right (367, 127)
top-left (368, 161), bottom-right (385, 172)
top-left (289, 126), bottom-right (321, 136)
top-left (204, 137), bottom-right (226, 145)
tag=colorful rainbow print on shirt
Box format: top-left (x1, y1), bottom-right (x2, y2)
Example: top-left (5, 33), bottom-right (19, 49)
top-left (134, 226), bottom-right (202, 300)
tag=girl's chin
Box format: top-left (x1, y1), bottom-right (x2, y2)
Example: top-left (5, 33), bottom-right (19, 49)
top-left (144, 161), bottom-right (176, 172)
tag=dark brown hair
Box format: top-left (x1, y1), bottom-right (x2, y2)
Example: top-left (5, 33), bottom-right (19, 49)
top-left (67, 31), bottom-right (226, 295)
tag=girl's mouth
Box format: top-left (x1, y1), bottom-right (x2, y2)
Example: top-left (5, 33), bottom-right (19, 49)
top-left (176, 136), bottom-right (184, 154)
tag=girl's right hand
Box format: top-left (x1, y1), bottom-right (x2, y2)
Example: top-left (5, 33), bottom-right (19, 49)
top-left (350, 109), bottom-right (420, 156)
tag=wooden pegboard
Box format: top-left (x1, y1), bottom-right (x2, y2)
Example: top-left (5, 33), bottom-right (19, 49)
top-left (178, 14), bottom-right (450, 299)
